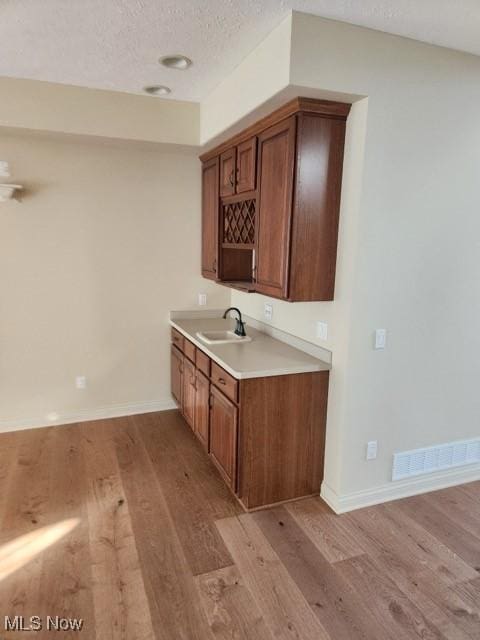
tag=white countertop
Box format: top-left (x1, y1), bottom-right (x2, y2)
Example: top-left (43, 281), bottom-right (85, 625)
top-left (170, 316), bottom-right (331, 380)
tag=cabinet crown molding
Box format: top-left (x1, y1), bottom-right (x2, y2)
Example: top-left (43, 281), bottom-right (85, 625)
top-left (199, 97), bottom-right (351, 163)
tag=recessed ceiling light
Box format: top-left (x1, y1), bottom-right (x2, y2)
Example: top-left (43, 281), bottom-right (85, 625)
top-left (144, 85), bottom-right (171, 97)
top-left (159, 55), bottom-right (192, 70)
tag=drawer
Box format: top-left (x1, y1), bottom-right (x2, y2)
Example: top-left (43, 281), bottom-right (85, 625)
top-left (211, 361), bottom-right (238, 403)
top-left (183, 338), bottom-right (196, 363)
top-left (171, 327), bottom-right (184, 352)
top-left (196, 349), bottom-right (211, 377)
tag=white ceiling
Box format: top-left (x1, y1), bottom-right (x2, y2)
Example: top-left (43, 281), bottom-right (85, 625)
top-left (1, 0), bottom-right (479, 102)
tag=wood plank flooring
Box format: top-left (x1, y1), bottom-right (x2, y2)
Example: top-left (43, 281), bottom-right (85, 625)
top-left (0, 410), bottom-right (479, 639)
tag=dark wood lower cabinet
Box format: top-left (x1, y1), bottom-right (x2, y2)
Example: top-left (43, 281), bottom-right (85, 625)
top-left (194, 370), bottom-right (210, 450)
top-left (238, 371), bottom-right (328, 509)
top-left (209, 385), bottom-right (238, 491)
top-left (182, 357), bottom-right (196, 430)
top-left (170, 345), bottom-right (183, 407)
top-left (170, 332), bottom-right (328, 510)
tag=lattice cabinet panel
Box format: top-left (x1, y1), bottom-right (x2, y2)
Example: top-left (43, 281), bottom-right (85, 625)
top-left (223, 199), bottom-right (256, 246)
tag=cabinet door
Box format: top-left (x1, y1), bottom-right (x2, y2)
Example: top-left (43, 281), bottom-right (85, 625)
top-left (182, 357), bottom-right (196, 430)
top-left (194, 370), bottom-right (209, 451)
top-left (201, 157), bottom-right (219, 280)
top-left (255, 116), bottom-right (296, 298)
top-left (209, 386), bottom-right (238, 490)
top-left (220, 148), bottom-right (236, 197)
top-left (236, 137), bottom-right (257, 193)
top-left (171, 345), bottom-right (183, 407)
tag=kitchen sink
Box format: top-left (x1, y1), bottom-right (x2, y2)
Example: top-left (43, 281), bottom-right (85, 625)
top-left (196, 330), bottom-right (252, 345)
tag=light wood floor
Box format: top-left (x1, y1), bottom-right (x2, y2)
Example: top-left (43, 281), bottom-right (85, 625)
top-left (1, 410), bottom-right (479, 639)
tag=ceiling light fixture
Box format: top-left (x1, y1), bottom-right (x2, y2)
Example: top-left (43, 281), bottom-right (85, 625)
top-left (159, 55), bottom-right (192, 70)
top-left (144, 85), bottom-right (171, 97)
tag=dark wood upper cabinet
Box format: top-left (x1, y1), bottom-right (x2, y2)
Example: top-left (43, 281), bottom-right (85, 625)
top-left (209, 385), bottom-right (238, 490)
top-left (219, 148), bottom-right (236, 197)
top-left (170, 345), bottom-right (183, 407)
top-left (201, 157), bottom-right (219, 280)
top-left (236, 137), bottom-right (257, 193)
top-left (288, 113), bottom-right (347, 301)
top-left (200, 97), bottom-right (351, 301)
top-left (255, 117), bottom-right (296, 299)
top-left (194, 369), bottom-right (210, 451)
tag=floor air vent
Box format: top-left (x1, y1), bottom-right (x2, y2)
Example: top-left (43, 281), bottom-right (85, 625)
top-left (392, 437), bottom-right (480, 481)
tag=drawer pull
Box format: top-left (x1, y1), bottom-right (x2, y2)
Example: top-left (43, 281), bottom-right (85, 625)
top-left (218, 378), bottom-right (226, 385)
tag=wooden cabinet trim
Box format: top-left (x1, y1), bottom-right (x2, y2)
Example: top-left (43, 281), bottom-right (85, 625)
top-left (171, 327), bottom-right (185, 352)
top-left (182, 357), bottom-right (196, 430)
top-left (195, 349), bottom-right (211, 377)
top-left (194, 369), bottom-right (210, 451)
top-left (254, 116), bottom-right (296, 298)
top-left (200, 97), bottom-right (351, 163)
top-left (211, 361), bottom-right (238, 403)
top-left (209, 384), bottom-right (238, 491)
top-left (236, 137), bottom-right (257, 194)
top-left (220, 148), bottom-right (236, 197)
top-left (183, 338), bottom-right (196, 363)
top-left (170, 344), bottom-right (183, 407)
top-left (201, 156), bottom-right (219, 279)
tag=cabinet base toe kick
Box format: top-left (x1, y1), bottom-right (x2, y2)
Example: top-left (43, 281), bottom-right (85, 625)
top-left (170, 329), bottom-right (328, 510)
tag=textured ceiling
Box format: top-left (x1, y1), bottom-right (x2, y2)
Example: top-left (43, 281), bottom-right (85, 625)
top-left (1, 0), bottom-right (479, 102)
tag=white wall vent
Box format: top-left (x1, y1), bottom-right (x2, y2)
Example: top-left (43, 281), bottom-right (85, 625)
top-left (392, 437), bottom-right (480, 481)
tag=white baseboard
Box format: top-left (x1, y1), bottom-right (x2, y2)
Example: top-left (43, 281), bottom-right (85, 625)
top-left (321, 463), bottom-right (480, 514)
top-left (0, 399), bottom-right (177, 433)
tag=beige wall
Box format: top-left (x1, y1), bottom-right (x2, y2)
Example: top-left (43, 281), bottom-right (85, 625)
top-left (0, 77), bottom-right (199, 145)
top-left (3, 11), bottom-right (480, 509)
top-left (200, 13), bottom-right (292, 144)
top-left (290, 13), bottom-right (480, 507)
top-left (0, 131), bottom-right (229, 429)
top-left (220, 13), bottom-right (480, 509)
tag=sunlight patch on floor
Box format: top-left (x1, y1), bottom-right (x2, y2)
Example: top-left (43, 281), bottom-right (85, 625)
top-left (0, 518), bottom-right (80, 582)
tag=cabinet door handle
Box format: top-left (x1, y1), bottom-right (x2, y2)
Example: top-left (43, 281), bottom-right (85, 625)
top-left (229, 171), bottom-right (235, 187)
top-left (218, 377), bottom-right (226, 385)
top-left (212, 258), bottom-right (217, 272)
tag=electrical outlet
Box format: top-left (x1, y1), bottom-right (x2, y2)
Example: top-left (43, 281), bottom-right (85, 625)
top-left (264, 303), bottom-right (273, 321)
top-left (0, 161), bottom-right (10, 177)
top-left (366, 440), bottom-right (378, 460)
top-left (374, 329), bottom-right (387, 349)
top-left (75, 375), bottom-right (87, 389)
top-left (198, 293), bottom-right (207, 306)
top-left (316, 321), bottom-right (328, 341)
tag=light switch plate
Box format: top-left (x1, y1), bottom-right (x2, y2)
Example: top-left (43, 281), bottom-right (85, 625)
top-left (366, 440), bottom-right (378, 460)
top-left (316, 321), bottom-right (328, 341)
top-left (374, 329), bottom-right (387, 349)
top-left (264, 303), bottom-right (273, 321)
top-left (198, 293), bottom-right (207, 306)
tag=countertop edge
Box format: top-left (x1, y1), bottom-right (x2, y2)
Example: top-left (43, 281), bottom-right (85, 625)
top-left (169, 319), bottom-right (331, 380)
